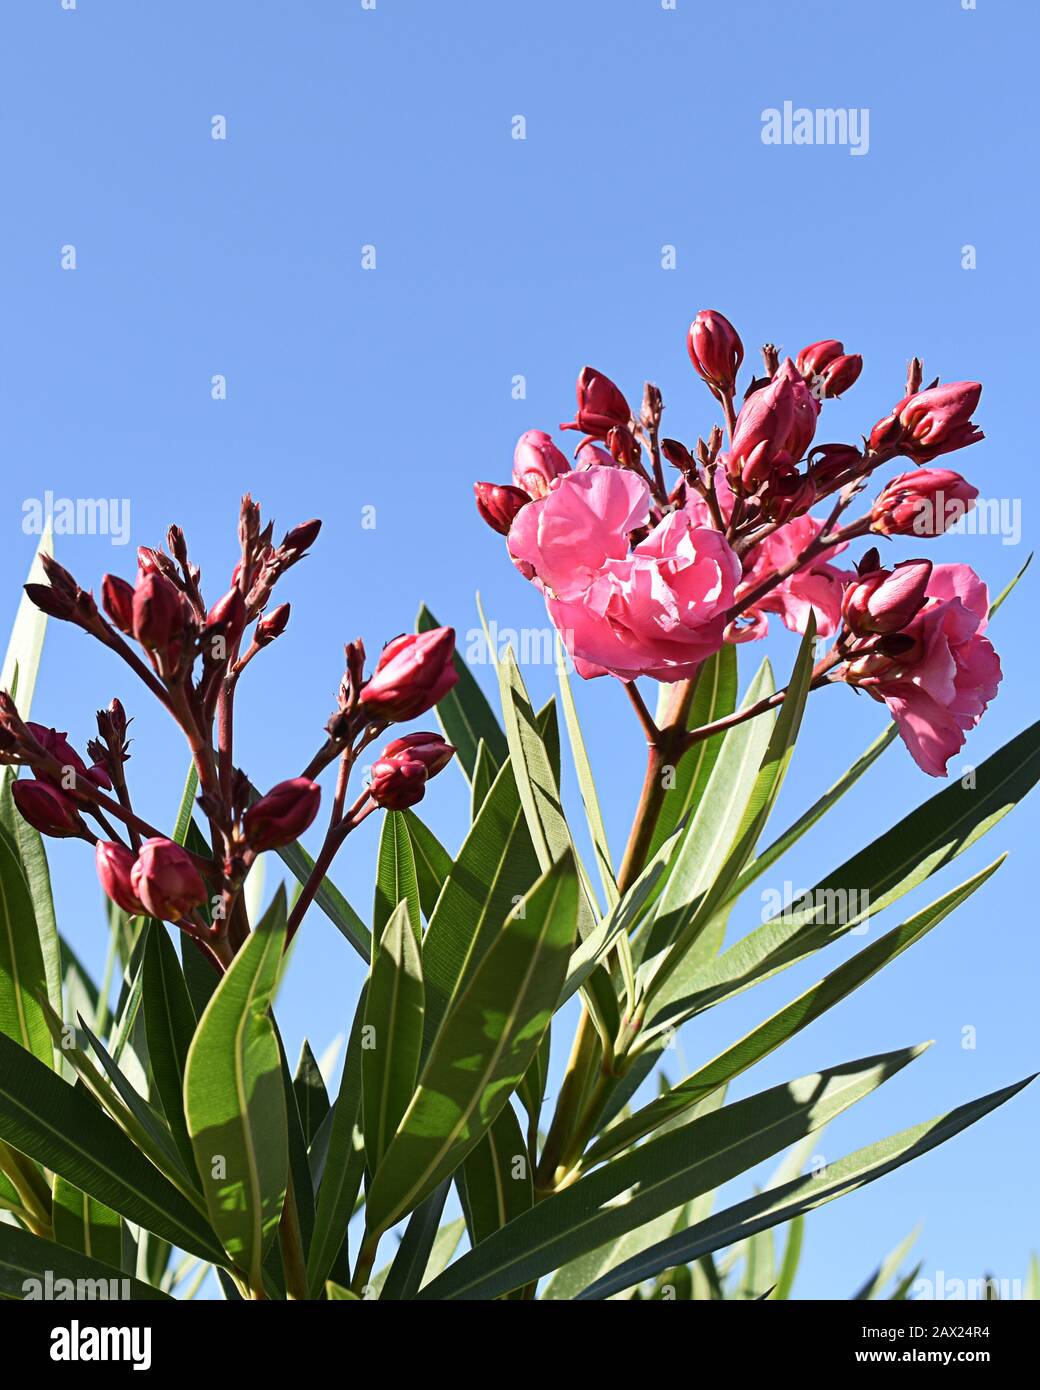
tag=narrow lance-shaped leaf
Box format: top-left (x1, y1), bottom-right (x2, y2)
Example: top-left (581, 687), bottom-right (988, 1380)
top-left (586, 857), bottom-right (1004, 1165)
top-left (362, 902), bottom-right (424, 1172)
top-left (0, 1223), bottom-right (171, 1302)
top-left (576, 1075), bottom-right (1035, 1301)
top-left (184, 887), bottom-right (289, 1291)
top-left (419, 1043), bottom-right (926, 1302)
top-left (373, 811), bottom-right (421, 945)
top-left (142, 919), bottom-right (199, 1175)
top-left (52, 1174), bottom-right (123, 1271)
top-left (0, 824), bottom-right (53, 1068)
top-left (401, 809), bottom-right (452, 921)
top-left (363, 852), bottom-right (579, 1242)
top-left (556, 639), bottom-right (617, 906)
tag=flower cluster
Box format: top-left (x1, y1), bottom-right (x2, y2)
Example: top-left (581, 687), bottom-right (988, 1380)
top-left (3, 498), bottom-right (457, 968)
top-left (474, 310), bottom-right (997, 776)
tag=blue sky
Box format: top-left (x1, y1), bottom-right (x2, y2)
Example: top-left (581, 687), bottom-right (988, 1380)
top-left (1, 0), bottom-right (1036, 1298)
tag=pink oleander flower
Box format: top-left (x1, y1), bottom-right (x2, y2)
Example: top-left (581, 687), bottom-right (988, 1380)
top-left (512, 430), bottom-right (571, 499)
top-left (841, 559), bottom-right (933, 636)
top-left (871, 468), bottom-right (979, 538)
top-left (843, 564), bottom-right (1001, 777)
top-left (508, 467), bottom-right (740, 681)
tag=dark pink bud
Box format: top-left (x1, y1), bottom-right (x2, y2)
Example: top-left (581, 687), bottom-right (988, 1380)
top-left (841, 559), bottom-right (933, 636)
top-left (101, 575), bottom-right (136, 634)
top-left (560, 367), bottom-right (631, 439)
top-left (12, 779), bottom-right (82, 838)
top-left (808, 443), bottom-right (864, 491)
top-left (256, 603), bottom-right (290, 646)
top-left (132, 572), bottom-right (186, 653)
top-left (96, 840), bottom-right (146, 914)
top-left (359, 627), bottom-right (458, 722)
top-left (687, 310), bottom-right (744, 394)
top-left (369, 751), bottom-right (428, 810)
top-left (575, 443), bottom-right (614, 470)
top-left (282, 519), bottom-right (322, 554)
top-left (871, 468), bottom-right (979, 538)
top-left (818, 353), bottom-right (863, 399)
top-left (796, 339), bottom-right (845, 378)
top-left (130, 837), bottom-right (207, 921)
top-left (474, 481), bottom-right (529, 535)
top-left (897, 382), bottom-right (984, 462)
top-left (26, 723), bottom-right (111, 791)
top-left (381, 732), bottom-right (456, 777)
top-left (761, 472), bottom-right (816, 524)
top-left (243, 777), bottom-right (321, 852)
top-left (512, 430), bottom-right (570, 499)
top-left (729, 360), bottom-right (818, 484)
top-left (23, 584), bottom-right (76, 620)
top-left (206, 588), bottom-right (247, 650)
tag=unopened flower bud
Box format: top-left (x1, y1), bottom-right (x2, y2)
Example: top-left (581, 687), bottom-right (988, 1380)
top-left (560, 367), bottom-right (631, 439)
top-left (243, 778), bottom-right (321, 852)
top-left (796, 340), bottom-right (845, 378)
top-left (12, 779), bottom-right (83, 838)
top-left (256, 603), bottom-right (290, 646)
top-left (512, 430), bottom-right (570, 499)
top-left (96, 840), bottom-right (146, 915)
top-left (841, 559), bottom-right (933, 636)
top-left (474, 482), bottom-right (530, 535)
top-left (687, 310), bottom-right (744, 394)
top-left (282, 519), bottom-right (322, 554)
top-left (27, 723), bottom-right (112, 791)
top-left (206, 588), bottom-right (247, 652)
top-left (380, 732), bottom-right (456, 776)
top-left (130, 837), bottom-right (207, 921)
top-left (607, 425), bottom-right (639, 469)
top-left (359, 627), bottom-right (458, 722)
top-left (808, 443), bottom-right (863, 491)
top-left (132, 572), bottom-right (187, 659)
top-left (870, 469), bottom-right (979, 538)
top-left (817, 353), bottom-right (863, 399)
top-left (102, 575), bottom-right (136, 634)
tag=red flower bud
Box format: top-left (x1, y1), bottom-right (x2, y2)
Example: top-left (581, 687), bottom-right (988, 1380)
top-left (897, 382), bottom-right (984, 462)
top-left (243, 777), bottom-right (321, 852)
top-left (27, 723), bottom-right (112, 791)
top-left (206, 588), bottom-right (247, 651)
top-left (808, 443), bottom-right (864, 491)
top-left (841, 559), bottom-right (933, 636)
top-left (102, 575), bottom-right (136, 633)
top-left (560, 367), bottom-right (631, 439)
top-left (474, 482), bottom-right (530, 535)
top-left (796, 339), bottom-right (845, 378)
top-left (729, 359), bottom-right (819, 484)
top-left (96, 840), bottom-right (146, 915)
top-left (512, 430), bottom-right (570, 499)
top-left (12, 779), bottom-right (82, 838)
top-left (132, 572), bottom-right (187, 654)
top-left (687, 310), bottom-right (744, 394)
top-left (761, 472), bottom-right (816, 524)
top-left (130, 837), bottom-right (207, 922)
top-left (256, 603), bottom-right (290, 646)
top-left (359, 627), bottom-right (458, 722)
top-left (282, 519), bottom-right (322, 554)
top-left (380, 732), bottom-right (456, 776)
top-left (817, 353), bottom-right (862, 399)
top-left (870, 469), bottom-right (979, 538)
top-left (369, 753), bottom-right (428, 810)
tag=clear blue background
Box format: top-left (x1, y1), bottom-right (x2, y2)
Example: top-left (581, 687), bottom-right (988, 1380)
top-left (1, 0), bottom-right (1035, 1298)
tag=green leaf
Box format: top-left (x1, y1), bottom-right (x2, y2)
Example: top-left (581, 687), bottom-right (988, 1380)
top-left (988, 551), bottom-right (1032, 618)
top-left (417, 602), bottom-right (508, 777)
top-left (4, 813), bottom-right (62, 1021)
top-left (420, 756), bottom-right (540, 1050)
top-left (0, 820), bottom-right (53, 1068)
top-left (648, 646), bottom-right (738, 860)
top-left (184, 887), bottom-right (289, 1290)
top-left (576, 1074), bottom-right (1034, 1300)
top-left (363, 902), bottom-right (425, 1172)
top-left (52, 1175), bottom-right (123, 1270)
top-left (306, 987), bottom-right (368, 1297)
top-left (364, 853), bottom-right (579, 1240)
top-left (377, 1177), bottom-right (451, 1301)
top-left (143, 920), bottom-right (199, 1175)
top-left (471, 739), bottom-right (496, 818)
top-left (728, 722), bottom-right (899, 907)
top-left (418, 1044), bottom-right (925, 1301)
top-left (773, 1215), bottom-right (804, 1300)
top-left (653, 718), bottom-right (1040, 1030)
top-left (325, 1279), bottom-right (358, 1300)
top-left (401, 810), bottom-right (452, 921)
top-left (460, 1101), bottom-right (533, 1250)
top-left (0, 1222), bottom-right (171, 1301)
top-left (851, 1223), bottom-right (921, 1300)
top-left (644, 621), bottom-right (817, 1000)
top-left (556, 640), bottom-right (617, 906)
top-left (293, 1040), bottom-right (331, 1149)
top-left (0, 1028), bottom-right (222, 1262)
top-left (588, 858), bottom-right (1004, 1163)
top-left (373, 813), bottom-right (421, 946)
